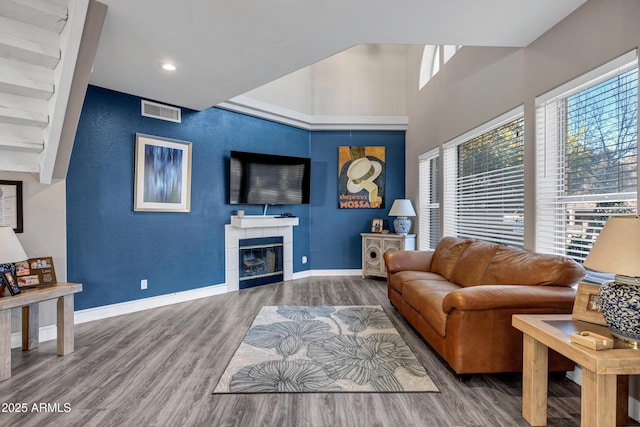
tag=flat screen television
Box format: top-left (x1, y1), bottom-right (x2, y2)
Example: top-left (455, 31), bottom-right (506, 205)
top-left (229, 150), bottom-right (311, 205)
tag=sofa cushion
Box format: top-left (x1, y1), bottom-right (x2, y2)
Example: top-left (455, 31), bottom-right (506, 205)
top-left (388, 271), bottom-right (449, 294)
top-left (402, 279), bottom-right (460, 337)
top-left (449, 240), bottom-right (500, 287)
top-left (430, 237), bottom-right (473, 281)
top-left (480, 246), bottom-right (585, 287)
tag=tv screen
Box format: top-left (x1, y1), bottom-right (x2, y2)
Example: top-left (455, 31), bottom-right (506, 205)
top-left (229, 151), bottom-right (311, 205)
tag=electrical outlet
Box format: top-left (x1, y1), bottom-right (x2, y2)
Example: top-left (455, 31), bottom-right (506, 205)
top-left (141, 279), bottom-right (147, 290)
top-left (302, 256), bottom-right (308, 264)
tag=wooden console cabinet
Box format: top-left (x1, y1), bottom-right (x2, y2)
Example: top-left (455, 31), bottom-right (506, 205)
top-left (361, 233), bottom-right (415, 278)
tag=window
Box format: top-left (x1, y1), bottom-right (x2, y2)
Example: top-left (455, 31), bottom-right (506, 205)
top-left (443, 108), bottom-right (525, 248)
top-left (419, 45), bottom-right (460, 90)
top-left (536, 51), bottom-right (638, 263)
top-left (418, 148), bottom-right (440, 249)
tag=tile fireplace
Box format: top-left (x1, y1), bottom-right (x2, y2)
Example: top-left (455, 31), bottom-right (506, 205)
top-left (224, 215), bottom-right (299, 292)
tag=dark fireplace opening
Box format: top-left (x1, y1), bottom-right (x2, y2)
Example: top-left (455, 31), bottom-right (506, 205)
top-left (239, 236), bottom-right (284, 289)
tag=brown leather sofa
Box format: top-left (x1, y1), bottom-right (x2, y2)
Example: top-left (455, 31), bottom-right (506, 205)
top-left (384, 236), bottom-right (586, 375)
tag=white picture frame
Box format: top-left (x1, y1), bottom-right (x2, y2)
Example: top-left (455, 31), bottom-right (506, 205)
top-left (134, 133), bottom-right (192, 212)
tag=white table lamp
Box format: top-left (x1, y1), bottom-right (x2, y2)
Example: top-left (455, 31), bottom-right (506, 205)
top-left (389, 199), bottom-right (416, 235)
top-left (0, 227), bottom-right (28, 264)
top-left (584, 215), bottom-right (640, 348)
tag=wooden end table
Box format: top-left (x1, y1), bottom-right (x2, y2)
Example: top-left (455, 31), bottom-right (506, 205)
top-left (512, 314), bottom-right (640, 427)
top-left (0, 282), bottom-right (82, 381)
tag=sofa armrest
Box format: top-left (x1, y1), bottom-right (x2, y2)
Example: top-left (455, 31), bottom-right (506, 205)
top-left (384, 250), bottom-right (434, 274)
top-left (441, 285), bottom-right (576, 314)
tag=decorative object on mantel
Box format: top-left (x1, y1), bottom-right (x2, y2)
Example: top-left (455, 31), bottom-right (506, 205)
top-left (0, 180), bottom-right (23, 233)
top-left (584, 215), bottom-right (640, 349)
top-left (0, 226), bottom-right (28, 296)
top-left (134, 133), bottom-right (192, 212)
top-left (388, 199), bottom-right (416, 235)
top-left (213, 305), bottom-right (438, 394)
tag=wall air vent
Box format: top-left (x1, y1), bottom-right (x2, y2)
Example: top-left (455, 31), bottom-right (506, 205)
top-left (141, 100), bottom-right (181, 123)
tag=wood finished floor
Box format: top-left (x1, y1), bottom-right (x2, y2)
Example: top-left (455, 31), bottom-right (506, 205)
top-left (0, 276), bottom-right (583, 426)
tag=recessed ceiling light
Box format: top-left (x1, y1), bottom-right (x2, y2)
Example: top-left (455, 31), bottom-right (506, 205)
top-left (162, 63), bottom-right (176, 71)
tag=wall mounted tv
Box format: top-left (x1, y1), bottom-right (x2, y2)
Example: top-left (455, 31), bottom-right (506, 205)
top-left (229, 150), bottom-right (311, 205)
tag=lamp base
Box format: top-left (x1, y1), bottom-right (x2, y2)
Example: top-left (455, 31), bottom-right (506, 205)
top-left (599, 275), bottom-right (640, 350)
top-left (393, 217), bottom-right (411, 235)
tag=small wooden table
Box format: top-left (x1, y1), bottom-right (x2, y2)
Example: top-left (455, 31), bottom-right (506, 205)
top-left (512, 314), bottom-right (640, 427)
top-left (0, 282), bottom-right (82, 381)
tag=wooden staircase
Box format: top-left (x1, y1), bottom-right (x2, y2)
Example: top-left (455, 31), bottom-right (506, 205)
top-left (0, 0), bottom-right (106, 183)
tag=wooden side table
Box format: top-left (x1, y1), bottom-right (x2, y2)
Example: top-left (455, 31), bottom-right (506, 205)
top-left (0, 282), bottom-right (82, 380)
top-left (361, 233), bottom-right (415, 278)
top-left (512, 314), bottom-right (640, 427)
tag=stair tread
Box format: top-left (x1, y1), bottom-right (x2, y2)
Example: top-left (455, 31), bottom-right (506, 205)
top-left (0, 0), bottom-right (68, 34)
top-left (0, 72), bottom-right (54, 99)
top-left (0, 32), bottom-right (60, 68)
top-left (0, 105), bottom-right (48, 127)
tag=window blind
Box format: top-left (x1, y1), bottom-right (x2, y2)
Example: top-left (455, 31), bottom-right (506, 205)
top-left (443, 110), bottom-right (525, 248)
top-left (536, 55), bottom-right (638, 263)
top-left (418, 148), bottom-right (440, 249)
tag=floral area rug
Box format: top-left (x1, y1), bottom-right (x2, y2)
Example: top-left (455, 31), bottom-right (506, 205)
top-left (212, 305), bottom-right (439, 393)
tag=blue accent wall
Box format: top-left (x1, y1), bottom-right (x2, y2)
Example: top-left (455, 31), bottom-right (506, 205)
top-left (309, 131), bottom-right (406, 270)
top-left (67, 86), bottom-right (405, 310)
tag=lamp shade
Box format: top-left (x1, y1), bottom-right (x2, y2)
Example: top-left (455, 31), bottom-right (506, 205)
top-left (388, 199), bottom-right (416, 217)
top-left (584, 215), bottom-right (640, 277)
top-left (0, 226), bottom-right (28, 263)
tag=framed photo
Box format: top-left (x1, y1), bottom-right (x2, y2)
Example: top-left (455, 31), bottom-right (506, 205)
top-left (572, 282), bottom-right (607, 326)
top-left (2, 271), bottom-right (21, 296)
top-left (15, 257), bottom-right (57, 288)
top-left (371, 218), bottom-right (385, 233)
top-left (0, 180), bottom-right (23, 233)
top-left (134, 134), bottom-right (192, 212)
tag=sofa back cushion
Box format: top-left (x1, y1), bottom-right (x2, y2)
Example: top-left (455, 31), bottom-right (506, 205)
top-left (449, 240), bottom-right (500, 286)
top-left (432, 236), bottom-right (586, 287)
top-left (480, 246), bottom-right (585, 287)
top-left (430, 237), bottom-right (473, 280)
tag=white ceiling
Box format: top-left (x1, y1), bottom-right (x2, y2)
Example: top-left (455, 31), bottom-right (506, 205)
top-left (89, 0), bottom-right (587, 111)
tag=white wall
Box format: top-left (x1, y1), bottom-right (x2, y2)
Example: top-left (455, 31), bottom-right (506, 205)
top-left (0, 172), bottom-right (66, 332)
top-left (244, 44), bottom-right (409, 118)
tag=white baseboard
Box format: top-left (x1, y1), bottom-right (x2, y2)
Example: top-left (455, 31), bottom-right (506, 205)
top-left (74, 282), bottom-right (228, 324)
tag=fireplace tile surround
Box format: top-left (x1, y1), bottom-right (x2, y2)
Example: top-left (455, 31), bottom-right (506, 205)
top-left (225, 215), bottom-right (299, 291)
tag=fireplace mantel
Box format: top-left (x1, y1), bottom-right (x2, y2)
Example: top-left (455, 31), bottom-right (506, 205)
top-left (230, 215), bottom-right (299, 228)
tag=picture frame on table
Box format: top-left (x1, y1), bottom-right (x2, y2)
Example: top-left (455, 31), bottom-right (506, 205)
top-left (572, 282), bottom-right (607, 326)
top-left (2, 271), bottom-right (21, 295)
top-left (0, 180), bottom-right (23, 233)
top-left (371, 218), bottom-right (385, 233)
top-left (134, 133), bottom-right (192, 212)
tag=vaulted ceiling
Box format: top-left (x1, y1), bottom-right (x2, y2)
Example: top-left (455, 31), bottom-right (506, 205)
top-left (89, 0), bottom-right (587, 111)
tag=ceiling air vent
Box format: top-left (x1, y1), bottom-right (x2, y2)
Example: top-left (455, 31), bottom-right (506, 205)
top-left (141, 100), bottom-right (181, 123)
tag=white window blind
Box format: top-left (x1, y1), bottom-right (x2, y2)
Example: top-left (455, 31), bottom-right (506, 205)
top-left (443, 109), bottom-right (525, 248)
top-left (418, 148), bottom-right (440, 249)
top-left (536, 52), bottom-right (638, 263)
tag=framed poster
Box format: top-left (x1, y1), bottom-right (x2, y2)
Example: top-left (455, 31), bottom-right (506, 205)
top-left (0, 180), bottom-right (23, 233)
top-left (134, 134), bottom-right (192, 212)
top-left (338, 146), bottom-right (385, 209)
